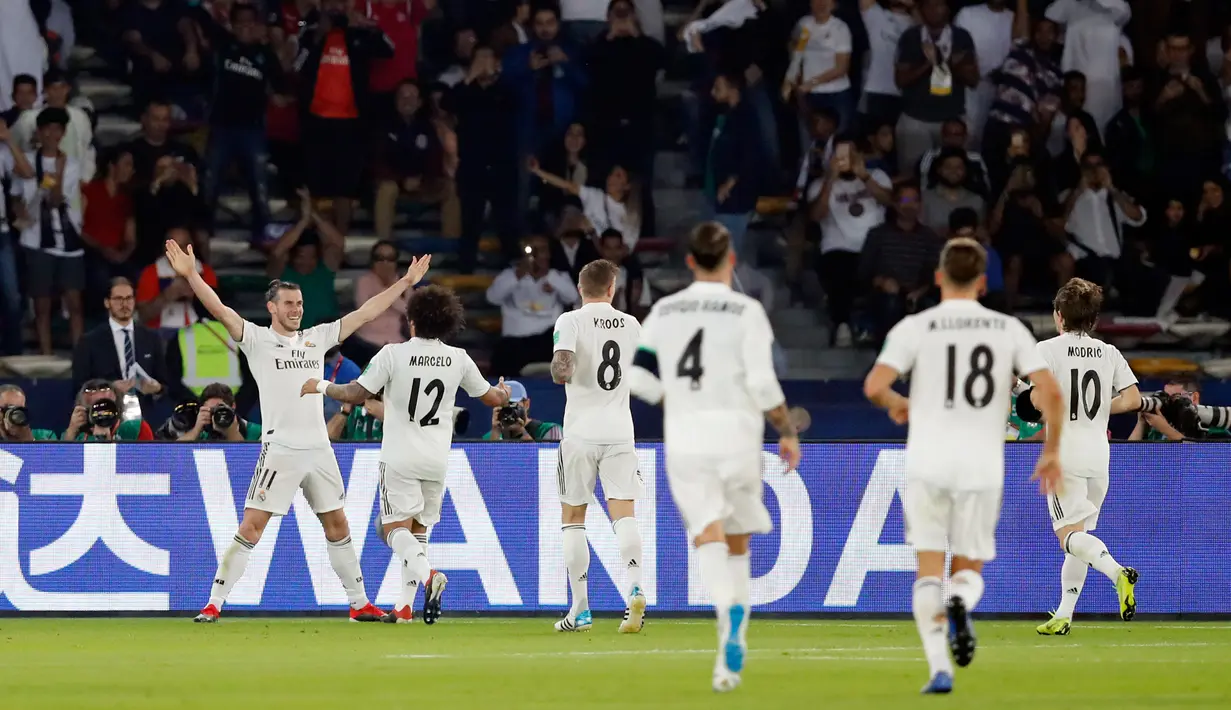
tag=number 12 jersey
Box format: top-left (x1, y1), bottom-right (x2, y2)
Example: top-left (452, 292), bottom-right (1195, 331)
top-left (554, 302), bottom-right (642, 445)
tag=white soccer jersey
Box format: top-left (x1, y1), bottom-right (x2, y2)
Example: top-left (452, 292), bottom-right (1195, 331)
top-left (356, 338), bottom-right (491, 481)
top-left (1036, 332), bottom-right (1137, 478)
top-left (877, 299), bottom-right (1047, 491)
top-left (240, 320), bottom-right (340, 449)
top-left (635, 281), bottom-right (785, 456)
top-left (553, 302), bottom-right (641, 445)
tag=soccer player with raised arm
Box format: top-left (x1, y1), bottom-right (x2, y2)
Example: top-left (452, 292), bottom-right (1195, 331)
top-left (1017, 279), bottom-right (1141, 635)
top-left (164, 239), bottom-right (432, 623)
top-left (628, 222), bottom-right (801, 693)
top-left (301, 286), bottom-right (511, 624)
top-left (549, 259), bottom-right (647, 634)
top-left (863, 238), bottom-right (1065, 695)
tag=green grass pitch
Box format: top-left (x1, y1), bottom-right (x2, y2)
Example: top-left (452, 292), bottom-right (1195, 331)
top-left (1, 618), bottom-right (1229, 708)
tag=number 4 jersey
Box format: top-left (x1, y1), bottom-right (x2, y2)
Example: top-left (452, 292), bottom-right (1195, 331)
top-left (356, 338), bottom-right (491, 481)
top-left (554, 302), bottom-right (642, 445)
top-left (1036, 332), bottom-right (1137, 478)
top-left (877, 299), bottom-right (1048, 491)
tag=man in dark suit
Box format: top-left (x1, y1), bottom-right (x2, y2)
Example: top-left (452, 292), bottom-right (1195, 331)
top-left (72, 277), bottom-right (169, 409)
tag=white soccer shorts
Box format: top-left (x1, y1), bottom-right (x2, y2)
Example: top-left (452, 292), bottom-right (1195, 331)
top-left (245, 443), bottom-right (346, 516)
top-left (665, 451), bottom-right (772, 540)
top-left (556, 440), bottom-right (643, 507)
top-left (378, 462), bottom-right (446, 527)
top-left (904, 478), bottom-right (1002, 562)
top-left (1047, 474), bottom-right (1107, 531)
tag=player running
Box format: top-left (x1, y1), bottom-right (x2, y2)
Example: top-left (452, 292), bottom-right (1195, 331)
top-left (164, 240), bottom-right (432, 623)
top-left (549, 259), bottom-right (646, 634)
top-left (628, 222), bottom-right (800, 693)
top-left (303, 285), bottom-right (511, 624)
top-left (864, 238), bottom-right (1065, 694)
top-left (1015, 278), bottom-right (1142, 635)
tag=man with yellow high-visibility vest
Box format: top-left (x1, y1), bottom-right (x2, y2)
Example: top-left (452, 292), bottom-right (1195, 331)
top-left (175, 319), bottom-right (244, 398)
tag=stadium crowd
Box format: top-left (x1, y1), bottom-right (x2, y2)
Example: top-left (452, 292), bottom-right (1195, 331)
top-left (1, 0), bottom-right (1230, 435)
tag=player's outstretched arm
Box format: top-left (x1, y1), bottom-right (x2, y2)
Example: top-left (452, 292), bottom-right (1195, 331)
top-left (629, 347), bottom-right (664, 405)
top-left (765, 402), bottom-right (802, 470)
top-left (478, 378), bottom-right (512, 407)
top-left (300, 378), bottom-right (374, 405)
top-left (550, 350), bottom-right (575, 384)
top-left (338, 255), bottom-right (432, 341)
top-left (863, 364), bottom-right (909, 425)
top-left (164, 240), bottom-right (245, 341)
top-left (1109, 384), bottom-right (1142, 415)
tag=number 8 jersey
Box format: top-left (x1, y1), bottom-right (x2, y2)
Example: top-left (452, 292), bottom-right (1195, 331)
top-left (554, 302), bottom-right (642, 445)
top-left (1035, 331), bottom-right (1137, 478)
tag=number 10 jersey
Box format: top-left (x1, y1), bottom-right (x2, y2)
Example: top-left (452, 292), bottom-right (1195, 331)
top-left (554, 302), bottom-right (642, 445)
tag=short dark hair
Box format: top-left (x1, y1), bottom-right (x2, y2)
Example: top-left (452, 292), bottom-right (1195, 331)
top-left (407, 285), bottom-right (466, 341)
top-left (79, 379), bottom-right (115, 401)
top-left (949, 207), bottom-right (980, 233)
top-left (894, 180), bottom-right (921, 196)
top-left (11, 74), bottom-right (37, 94)
top-left (230, 1), bottom-right (259, 23)
top-left (144, 98), bottom-right (173, 113)
top-left (689, 221), bottom-right (730, 271)
top-left (36, 107), bottom-right (69, 129)
top-left (942, 116), bottom-right (967, 132)
top-left (43, 68), bottom-right (68, 87)
top-left (939, 237), bottom-right (986, 286)
top-left (107, 277), bottom-right (135, 298)
top-left (98, 146), bottom-right (132, 179)
top-left (1063, 70), bottom-right (1087, 85)
top-left (579, 259), bottom-right (620, 298)
top-left (265, 280), bottom-right (302, 303)
top-left (812, 106), bottom-right (840, 126)
top-left (200, 383), bottom-right (237, 406)
top-left (1169, 375), bottom-right (1202, 394)
top-left (370, 239), bottom-right (399, 262)
top-left (599, 228), bottom-right (624, 246)
top-left (1053, 277), bottom-right (1103, 333)
top-left (532, 3), bottom-right (560, 19)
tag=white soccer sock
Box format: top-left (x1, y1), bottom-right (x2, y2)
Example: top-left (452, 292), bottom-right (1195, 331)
top-left (207, 533), bottom-right (255, 609)
top-left (612, 516), bottom-right (644, 601)
top-left (696, 541), bottom-right (735, 645)
top-left (728, 553), bottom-right (751, 644)
top-left (326, 535), bottom-right (371, 610)
top-left (949, 569), bottom-right (985, 612)
top-left (1055, 553), bottom-right (1088, 620)
top-left (387, 528), bottom-right (430, 610)
top-left (562, 524), bottom-right (590, 617)
top-left (1064, 531), bottom-right (1123, 583)
top-left (912, 577), bottom-right (953, 677)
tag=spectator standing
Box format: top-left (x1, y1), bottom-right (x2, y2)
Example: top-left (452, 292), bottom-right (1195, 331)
top-left (1050, 72), bottom-right (1103, 191)
top-left (921, 147), bottom-right (985, 233)
top-left (531, 159), bottom-right (642, 250)
top-left (989, 150), bottom-right (1072, 312)
top-left (1104, 66), bottom-right (1153, 203)
top-left (491, 0), bottom-right (532, 57)
top-left (346, 240), bottom-right (411, 366)
top-left (809, 139), bottom-right (893, 347)
top-left (857, 0), bottom-right (918, 128)
top-left (0, 118), bottom-right (33, 355)
top-left (363, 0), bottom-right (435, 124)
top-left (1060, 149), bottom-right (1146, 287)
top-left (126, 99), bottom-right (199, 187)
top-left (785, 0), bottom-right (855, 136)
top-left (136, 227), bottom-right (219, 336)
top-left (450, 44), bottom-right (520, 273)
top-left (485, 236), bottom-right (580, 376)
top-left (949, 205), bottom-right (1005, 311)
top-left (121, 0), bottom-right (201, 110)
top-left (1151, 29), bottom-right (1225, 206)
top-left (550, 226), bottom-right (600, 284)
top-left (953, 0), bottom-right (1016, 147)
top-left (434, 27), bottom-right (478, 87)
top-left (11, 108), bottom-right (85, 355)
top-left (863, 118), bottom-right (898, 176)
top-left (893, 0), bottom-right (979, 175)
top-left (294, 0), bottom-right (394, 234)
top-left (597, 228), bottom-right (649, 318)
top-left (536, 123), bottom-right (587, 225)
top-left (73, 278), bottom-right (168, 409)
top-left (983, 11), bottom-right (1061, 188)
top-left (1, 74), bottom-right (38, 129)
top-left (10, 70), bottom-right (95, 183)
top-left (705, 73), bottom-right (764, 265)
top-left (81, 148), bottom-right (137, 306)
top-left (267, 188), bottom-right (345, 328)
top-left (373, 80), bottom-right (461, 240)
top-left (917, 117), bottom-right (989, 192)
top-left (192, 2), bottom-right (280, 246)
top-left (1044, 0), bottom-right (1130, 134)
top-left (859, 182), bottom-right (943, 340)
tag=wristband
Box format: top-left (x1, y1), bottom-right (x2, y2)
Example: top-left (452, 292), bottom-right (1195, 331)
top-left (316, 381), bottom-right (331, 395)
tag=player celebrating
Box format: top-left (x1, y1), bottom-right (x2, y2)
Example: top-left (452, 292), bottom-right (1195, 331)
top-left (1017, 279), bottom-right (1141, 635)
top-left (302, 285), bottom-right (511, 624)
top-left (164, 239), bottom-right (432, 623)
top-left (628, 222), bottom-right (800, 693)
top-left (549, 259), bottom-right (646, 634)
top-left (863, 238), bottom-right (1065, 694)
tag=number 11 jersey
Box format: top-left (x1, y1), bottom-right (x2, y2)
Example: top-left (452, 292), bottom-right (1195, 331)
top-left (1036, 332), bottom-right (1136, 479)
top-left (554, 302), bottom-right (641, 445)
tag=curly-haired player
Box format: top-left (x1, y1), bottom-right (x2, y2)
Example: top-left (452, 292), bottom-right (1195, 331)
top-left (302, 285), bottom-right (511, 624)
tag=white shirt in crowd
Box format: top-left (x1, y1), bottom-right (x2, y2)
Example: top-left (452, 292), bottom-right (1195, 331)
top-left (579, 186), bottom-right (639, 251)
top-left (486, 267), bottom-right (581, 338)
top-left (955, 2), bottom-right (1015, 79)
top-left (356, 337), bottom-right (491, 481)
top-left (613, 266), bottom-right (652, 312)
top-left (682, 0), bottom-right (760, 53)
top-left (861, 2), bottom-right (916, 97)
top-left (632, 281), bottom-right (784, 456)
top-left (1046, 0), bottom-right (1131, 132)
top-left (0, 146), bottom-right (14, 236)
top-left (876, 299), bottom-right (1047, 491)
top-left (1060, 187), bottom-right (1147, 260)
top-left (553, 301), bottom-right (641, 445)
top-left (809, 168), bottom-right (892, 254)
top-left (1036, 331), bottom-right (1137, 478)
top-left (12, 105), bottom-right (96, 182)
top-left (239, 320), bottom-right (341, 450)
top-left (788, 14), bottom-right (853, 94)
top-left (10, 151), bottom-right (83, 256)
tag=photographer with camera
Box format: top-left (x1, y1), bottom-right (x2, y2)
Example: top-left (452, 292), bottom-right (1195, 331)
top-left (0, 384), bottom-right (59, 441)
top-left (63, 379), bottom-right (155, 441)
top-left (328, 394), bottom-right (385, 442)
top-left (160, 383), bottom-right (261, 442)
top-left (483, 380), bottom-right (561, 441)
top-left (1129, 377), bottom-right (1227, 442)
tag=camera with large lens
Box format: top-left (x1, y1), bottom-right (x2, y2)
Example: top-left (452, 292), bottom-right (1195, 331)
top-left (498, 403), bottom-right (525, 428)
top-left (211, 403), bottom-right (236, 430)
top-left (1, 405), bottom-right (29, 429)
top-left (88, 398), bottom-right (120, 430)
top-left (171, 402), bottom-right (199, 432)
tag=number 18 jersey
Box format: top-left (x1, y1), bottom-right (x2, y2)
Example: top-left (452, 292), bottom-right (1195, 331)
top-left (1036, 332), bottom-right (1136, 478)
top-left (554, 302), bottom-right (641, 445)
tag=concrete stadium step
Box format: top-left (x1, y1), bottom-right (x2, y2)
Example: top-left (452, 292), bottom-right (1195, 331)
top-left (95, 114), bottom-right (140, 146)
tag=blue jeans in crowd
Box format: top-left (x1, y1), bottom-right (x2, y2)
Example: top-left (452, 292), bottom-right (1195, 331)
top-left (0, 235), bottom-right (24, 355)
top-left (204, 125), bottom-right (271, 243)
